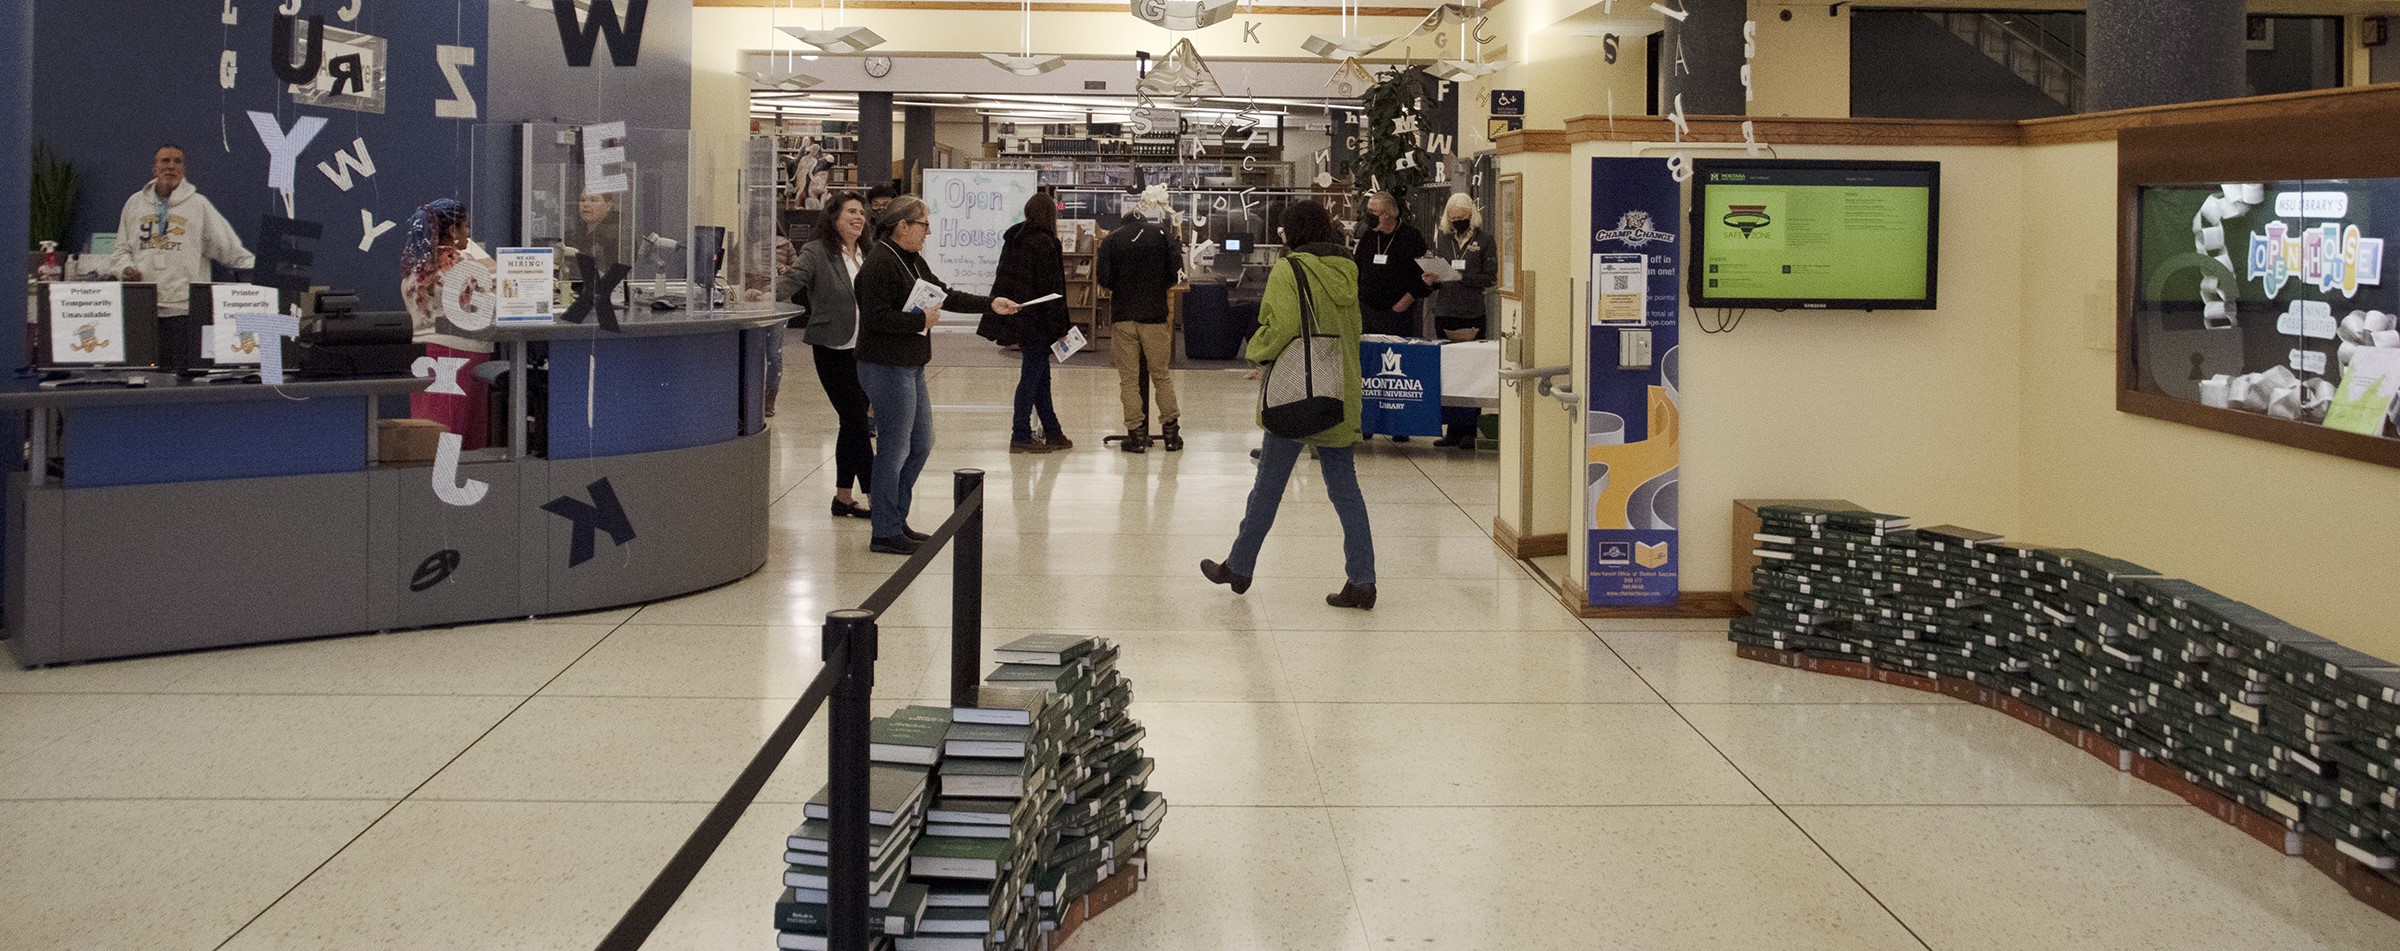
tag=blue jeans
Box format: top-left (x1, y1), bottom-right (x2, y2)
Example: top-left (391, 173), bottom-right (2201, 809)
top-left (856, 361), bottom-right (934, 539)
top-left (1225, 434), bottom-right (1375, 586)
top-left (1013, 342), bottom-right (1061, 442)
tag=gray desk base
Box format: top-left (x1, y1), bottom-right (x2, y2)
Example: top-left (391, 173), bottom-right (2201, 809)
top-left (5, 433), bottom-right (767, 666)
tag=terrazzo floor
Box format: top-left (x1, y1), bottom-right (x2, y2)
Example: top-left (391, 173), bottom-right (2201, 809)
top-left (5, 336), bottom-right (2398, 950)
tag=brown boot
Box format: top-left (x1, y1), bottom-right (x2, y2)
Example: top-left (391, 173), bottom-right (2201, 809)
top-left (1326, 583), bottom-right (1377, 610)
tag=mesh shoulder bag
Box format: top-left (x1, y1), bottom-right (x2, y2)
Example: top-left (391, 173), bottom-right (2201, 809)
top-left (1259, 258), bottom-right (1347, 440)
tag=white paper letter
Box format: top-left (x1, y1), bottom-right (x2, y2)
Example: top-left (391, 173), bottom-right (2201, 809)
top-left (222, 0), bottom-right (239, 25)
top-left (339, 0), bottom-right (363, 23)
top-left (359, 208), bottom-right (396, 251)
top-left (412, 354), bottom-right (470, 396)
top-left (431, 433), bottom-right (490, 507)
top-left (220, 50), bottom-right (238, 89)
top-left (434, 45), bottom-right (479, 119)
top-left (247, 111), bottom-right (328, 192)
top-left (316, 137), bottom-right (376, 191)
top-left (234, 311), bottom-right (302, 384)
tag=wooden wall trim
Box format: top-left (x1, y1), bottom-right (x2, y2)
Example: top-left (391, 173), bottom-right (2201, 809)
top-left (1494, 129), bottom-right (1570, 155)
top-left (1550, 86), bottom-right (2400, 149)
top-left (1491, 518), bottom-right (1567, 559)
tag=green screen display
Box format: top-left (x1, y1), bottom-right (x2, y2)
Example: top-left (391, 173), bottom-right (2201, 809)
top-left (1691, 161), bottom-right (1940, 309)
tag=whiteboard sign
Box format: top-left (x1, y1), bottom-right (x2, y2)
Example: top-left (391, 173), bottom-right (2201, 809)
top-left (47, 282), bottom-right (127, 364)
top-left (922, 168), bottom-right (1040, 296)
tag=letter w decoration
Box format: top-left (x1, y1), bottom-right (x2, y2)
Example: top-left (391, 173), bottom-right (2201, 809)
top-left (554, 0), bottom-right (650, 67)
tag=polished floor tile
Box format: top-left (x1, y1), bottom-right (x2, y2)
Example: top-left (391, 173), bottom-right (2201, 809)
top-left (412, 696), bottom-right (796, 803)
top-left (1600, 631), bottom-right (1939, 704)
top-left (1296, 703), bottom-right (1765, 806)
top-left (1329, 806), bottom-right (1924, 951)
top-left (216, 800), bottom-right (706, 951)
top-left (1067, 806), bottom-right (1374, 951)
top-left (1675, 703), bottom-right (2185, 806)
top-left (634, 802), bottom-right (811, 951)
top-left (1793, 805), bottom-right (2400, 951)
top-left (0, 693), bottom-right (143, 761)
top-left (151, 623), bottom-right (616, 696)
top-left (1132, 700), bottom-right (1328, 807)
top-left (0, 798), bottom-right (392, 951)
top-left (0, 694), bottom-right (519, 800)
top-left (1271, 628), bottom-right (1659, 703)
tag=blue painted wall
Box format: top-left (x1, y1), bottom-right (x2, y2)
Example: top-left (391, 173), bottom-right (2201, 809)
top-left (30, 0), bottom-right (694, 312)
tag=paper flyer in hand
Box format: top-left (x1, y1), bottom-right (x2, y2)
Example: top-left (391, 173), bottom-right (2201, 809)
top-left (1052, 326), bottom-right (1088, 363)
top-left (904, 278), bottom-right (948, 315)
top-left (1416, 255), bottom-right (1461, 284)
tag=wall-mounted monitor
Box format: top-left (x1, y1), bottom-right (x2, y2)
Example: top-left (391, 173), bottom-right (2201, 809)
top-left (1688, 159), bottom-right (1941, 310)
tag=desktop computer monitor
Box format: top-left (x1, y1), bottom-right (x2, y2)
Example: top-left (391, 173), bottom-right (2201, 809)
top-left (186, 283), bottom-right (295, 370)
top-left (34, 282), bottom-right (160, 369)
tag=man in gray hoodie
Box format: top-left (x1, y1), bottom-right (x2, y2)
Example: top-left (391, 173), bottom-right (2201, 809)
top-left (106, 144), bottom-right (254, 317)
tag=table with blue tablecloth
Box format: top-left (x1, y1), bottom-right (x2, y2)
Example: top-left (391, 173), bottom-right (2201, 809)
top-left (1359, 338), bottom-right (1501, 437)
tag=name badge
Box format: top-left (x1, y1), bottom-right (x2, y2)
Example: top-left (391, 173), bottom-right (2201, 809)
top-left (1372, 254), bottom-right (1389, 265)
top-left (1450, 259), bottom-right (1466, 270)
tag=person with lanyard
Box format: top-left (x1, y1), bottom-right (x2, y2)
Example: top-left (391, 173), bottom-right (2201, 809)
top-left (398, 199), bottom-right (497, 450)
top-left (1352, 190), bottom-right (1433, 441)
top-left (778, 191), bottom-right (877, 520)
top-left (1429, 192), bottom-right (1500, 449)
top-left (851, 196), bottom-right (1023, 555)
top-left (106, 144), bottom-right (254, 323)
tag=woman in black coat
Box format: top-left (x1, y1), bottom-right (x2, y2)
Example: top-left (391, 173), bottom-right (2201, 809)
top-left (990, 193), bottom-right (1074, 452)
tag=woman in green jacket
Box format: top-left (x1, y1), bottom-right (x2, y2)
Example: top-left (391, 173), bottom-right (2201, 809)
top-left (1200, 200), bottom-right (1378, 609)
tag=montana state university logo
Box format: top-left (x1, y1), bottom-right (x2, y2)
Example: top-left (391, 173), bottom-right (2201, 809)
top-left (1595, 211), bottom-right (1677, 248)
top-left (1377, 348), bottom-right (1407, 377)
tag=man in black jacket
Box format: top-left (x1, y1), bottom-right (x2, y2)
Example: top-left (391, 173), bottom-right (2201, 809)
top-left (1353, 190), bottom-right (1433, 341)
top-left (1097, 192), bottom-right (1185, 452)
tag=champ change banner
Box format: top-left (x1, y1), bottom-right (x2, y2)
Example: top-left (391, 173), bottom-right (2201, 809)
top-left (921, 169), bottom-right (1041, 296)
top-left (1585, 157), bottom-right (1683, 607)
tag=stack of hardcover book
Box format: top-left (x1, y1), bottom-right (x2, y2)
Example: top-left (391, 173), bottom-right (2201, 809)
top-left (1729, 504), bottom-right (2400, 877)
top-left (778, 760), bottom-right (935, 950)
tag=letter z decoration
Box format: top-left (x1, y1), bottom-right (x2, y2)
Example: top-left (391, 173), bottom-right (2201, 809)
top-left (542, 478), bottom-right (638, 567)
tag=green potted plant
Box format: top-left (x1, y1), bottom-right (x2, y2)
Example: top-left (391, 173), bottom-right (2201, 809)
top-left (1356, 66), bottom-right (1433, 216)
top-left (30, 140), bottom-right (79, 251)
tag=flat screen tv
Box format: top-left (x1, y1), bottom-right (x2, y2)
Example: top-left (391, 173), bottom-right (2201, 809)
top-left (1688, 159), bottom-right (1941, 310)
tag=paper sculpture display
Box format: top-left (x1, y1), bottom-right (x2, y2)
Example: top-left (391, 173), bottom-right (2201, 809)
top-left (1136, 38), bottom-right (1223, 101)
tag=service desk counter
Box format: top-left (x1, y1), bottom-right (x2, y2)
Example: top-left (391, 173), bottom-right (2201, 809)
top-left (2, 307), bottom-right (793, 666)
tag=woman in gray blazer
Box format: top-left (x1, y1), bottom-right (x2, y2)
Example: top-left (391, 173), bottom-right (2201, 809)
top-left (778, 192), bottom-right (876, 520)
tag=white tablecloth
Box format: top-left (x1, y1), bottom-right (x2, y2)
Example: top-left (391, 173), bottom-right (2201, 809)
top-left (1440, 340), bottom-right (1501, 407)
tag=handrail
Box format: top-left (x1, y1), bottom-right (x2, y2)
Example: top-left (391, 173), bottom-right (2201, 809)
top-left (594, 468), bottom-right (988, 951)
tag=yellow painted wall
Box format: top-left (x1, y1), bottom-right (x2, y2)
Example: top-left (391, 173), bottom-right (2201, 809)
top-left (1561, 138), bottom-right (2027, 592)
top-left (1748, 3), bottom-right (1850, 119)
top-left (1494, 148), bottom-right (1580, 543)
top-left (2016, 139), bottom-right (2400, 661)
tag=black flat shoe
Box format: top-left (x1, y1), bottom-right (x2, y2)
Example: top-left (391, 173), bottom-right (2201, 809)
top-left (1199, 559), bottom-right (1252, 594)
top-left (1390, 435), bottom-right (1411, 443)
top-left (870, 535), bottom-right (920, 555)
top-left (903, 526), bottom-right (931, 542)
top-left (831, 498), bottom-right (871, 519)
top-left (1326, 583), bottom-right (1377, 610)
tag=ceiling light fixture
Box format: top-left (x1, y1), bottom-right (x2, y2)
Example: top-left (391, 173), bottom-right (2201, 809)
top-left (782, 0), bottom-right (884, 52)
top-left (986, 0), bottom-right (1066, 76)
top-left (1302, 1), bottom-right (1396, 59)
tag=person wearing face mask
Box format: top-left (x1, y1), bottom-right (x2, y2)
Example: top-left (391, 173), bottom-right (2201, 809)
top-left (852, 196), bottom-right (1024, 554)
top-left (1351, 190), bottom-right (1432, 341)
top-left (780, 192), bottom-right (877, 520)
top-left (1430, 192), bottom-right (1500, 449)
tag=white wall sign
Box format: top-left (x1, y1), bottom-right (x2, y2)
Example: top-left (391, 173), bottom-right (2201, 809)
top-left (46, 283), bottom-right (126, 364)
top-left (921, 169), bottom-right (1040, 296)
top-left (207, 284), bottom-right (279, 365)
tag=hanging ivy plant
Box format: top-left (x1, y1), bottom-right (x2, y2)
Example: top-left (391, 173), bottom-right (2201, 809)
top-left (1355, 65), bottom-right (1431, 217)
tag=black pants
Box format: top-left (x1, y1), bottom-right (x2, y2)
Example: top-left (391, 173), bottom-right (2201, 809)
top-left (811, 345), bottom-right (874, 494)
top-left (1364, 301), bottom-right (1422, 339)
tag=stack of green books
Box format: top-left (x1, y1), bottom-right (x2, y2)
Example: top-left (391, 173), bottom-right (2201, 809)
top-left (1729, 505), bottom-right (2400, 875)
top-left (777, 759), bottom-right (934, 950)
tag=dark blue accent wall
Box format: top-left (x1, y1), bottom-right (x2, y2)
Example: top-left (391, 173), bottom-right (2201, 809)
top-left (32, 1), bottom-right (491, 311)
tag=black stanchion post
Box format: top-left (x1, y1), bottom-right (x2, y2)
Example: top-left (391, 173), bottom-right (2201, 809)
top-left (951, 469), bottom-right (986, 708)
top-left (823, 608), bottom-right (879, 951)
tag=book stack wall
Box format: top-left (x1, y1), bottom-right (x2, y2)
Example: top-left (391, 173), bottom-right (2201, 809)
top-left (777, 633), bottom-right (1165, 951)
top-left (1729, 504), bottom-right (2400, 884)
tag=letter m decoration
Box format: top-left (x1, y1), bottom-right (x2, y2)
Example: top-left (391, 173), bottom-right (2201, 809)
top-left (554, 0), bottom-right (650, 67)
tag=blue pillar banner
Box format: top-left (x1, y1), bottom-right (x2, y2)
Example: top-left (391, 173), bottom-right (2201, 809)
top-left (1585, 157), bottom-right (1683, 607)
top-left (1359, 339), bottom-right (1443, 437)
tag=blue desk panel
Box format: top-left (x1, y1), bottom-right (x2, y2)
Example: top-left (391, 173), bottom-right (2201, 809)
top-left (547, 331), bottom-right (740, 459)
top-left (66, 397), bottom-right (369, 488)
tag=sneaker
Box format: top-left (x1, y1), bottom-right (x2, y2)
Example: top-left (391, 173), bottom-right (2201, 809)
top-left (1199, 559), bottom-right (1252, 594)
top-left (870, 535), bottom-right (920, 555)
top-left (1010, 439), bottom-right (1054, 453)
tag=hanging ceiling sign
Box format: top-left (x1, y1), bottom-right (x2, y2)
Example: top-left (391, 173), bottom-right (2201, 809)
top-left (1130, 0), bottom-right (1236, 31)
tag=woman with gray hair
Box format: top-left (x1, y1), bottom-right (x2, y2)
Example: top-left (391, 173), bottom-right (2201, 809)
top-left (850, 195), bottom-right (1024, 554)
top-left (1430, 191), bottom-right (1500, 448)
